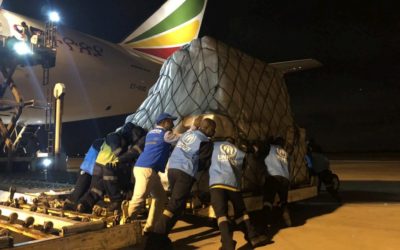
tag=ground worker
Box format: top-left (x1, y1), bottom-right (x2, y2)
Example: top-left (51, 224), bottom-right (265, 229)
top-left (208, 138), bottom-right (269, 250)
top-left (305, 144), bottom-right (341, 202)
top-left (117, 126), bottom-right (147, 200)
top-left (20, 22), bottom-right (32, 42)
top-left (263, 136), bottom-right (292, 227)
top-left (126, 112), bottom-right (180, 234)
top-left (241, 140), bottom-right (268, 192)
top-left (145, 118), bottom-right (216, 250)
top-left (63, 138), bottom-right (104, 210)
top-left (77, 123), bottom-right (145, 213)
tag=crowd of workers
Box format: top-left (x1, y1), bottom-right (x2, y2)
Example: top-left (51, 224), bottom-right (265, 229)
top-left (63, 112), bottom-right (339, 250)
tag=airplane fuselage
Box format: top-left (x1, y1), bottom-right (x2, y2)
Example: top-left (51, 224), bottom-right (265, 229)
top-left (0, 9), bottom-right (160, 124)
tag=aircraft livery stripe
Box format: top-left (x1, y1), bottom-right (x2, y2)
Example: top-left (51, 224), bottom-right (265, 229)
top-left (125, 20), bottom-right (199, 48)
top-left (122, 0), bottom-right (187, 41)
top-left (126, 0), bottom-right (205, 44)
top-left (134, 47), bottom-right (181, 60)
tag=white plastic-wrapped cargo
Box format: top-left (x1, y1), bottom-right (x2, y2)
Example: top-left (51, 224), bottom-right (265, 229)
top-left (126, 36), bottom-right (315, 190)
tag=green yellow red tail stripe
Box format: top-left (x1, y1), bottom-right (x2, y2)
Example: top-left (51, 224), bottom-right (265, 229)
top-left (120, 0), bottom-right (207, 63)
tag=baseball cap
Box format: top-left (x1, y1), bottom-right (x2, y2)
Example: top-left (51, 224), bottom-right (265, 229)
top-left (156, 112), bottom-right (177, 124)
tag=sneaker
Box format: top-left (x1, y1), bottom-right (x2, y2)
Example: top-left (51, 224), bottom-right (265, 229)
top-left (282, 207), bottom-right (292, 227)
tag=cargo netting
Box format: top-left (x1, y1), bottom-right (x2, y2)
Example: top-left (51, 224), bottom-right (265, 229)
top-left (126, 36), bottom-right (310, 188)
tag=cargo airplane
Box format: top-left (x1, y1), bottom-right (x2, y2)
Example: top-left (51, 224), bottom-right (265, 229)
top-left (0, 0), bottom-right (208, 126)
top-left (0, 0), bottom-right (321, 153)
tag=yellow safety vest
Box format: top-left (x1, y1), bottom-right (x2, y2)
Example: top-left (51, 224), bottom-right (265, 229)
top-left (95, 143), bottom-right (119, 167)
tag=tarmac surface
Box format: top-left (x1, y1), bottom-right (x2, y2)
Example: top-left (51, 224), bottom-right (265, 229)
top-left (1, 158), bottom-right (399, 249)
top-left (134, 159), bottom-right (400, 250)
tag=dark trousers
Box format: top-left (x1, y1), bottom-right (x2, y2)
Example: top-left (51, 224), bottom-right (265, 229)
top-left (117, 164), bottom-right (134, 200)
top-left (153, 168), bottom-right (194, 235)
top-left (69, 171), bottom-right (92, 203)
top-left (210, 188), bottom-right (258, 249)
top-left (263, 175), bottom-right (290, 206)
top-left (80, 164), bottom-right (126, 209)
top-left (210, 188), bottom-right (246, 219)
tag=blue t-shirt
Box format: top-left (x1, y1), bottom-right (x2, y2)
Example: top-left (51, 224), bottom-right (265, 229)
top-left (135, 127), bottom-right (171, 172)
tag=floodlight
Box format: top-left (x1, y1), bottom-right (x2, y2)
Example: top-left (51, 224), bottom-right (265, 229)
top-left (48, 11), bottom-right (60, 22)
top-left (13, 41), bottom-right (33, 55)
top-left (42, 158), bottom-right (52, 168)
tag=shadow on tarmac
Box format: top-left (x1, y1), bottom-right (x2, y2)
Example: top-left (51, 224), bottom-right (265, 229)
top-left (338, 180), bottom-right (400, 202)
top-left (247, 178), bottom-right (399, 248)
top-left (170, 215), bottom-right (219, 250)
top-left (249, 199), bottom-right (341, 248)
top-left (160, 177), bottom-right (400, 250)
top-left (172, 228), bottom-right (220, 250)
top-left (170, 194), bottom-right (342, 250)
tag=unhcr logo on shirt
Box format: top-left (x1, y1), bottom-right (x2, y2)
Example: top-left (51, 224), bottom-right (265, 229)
top-left (218, 144), bottom-right (237, 163)
top-left (182, 133), bottom-right (196, 145)
top-left (177, 133), bottom-right (196, 152)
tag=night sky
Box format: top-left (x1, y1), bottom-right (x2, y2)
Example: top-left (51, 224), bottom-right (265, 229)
top-left (2, 0), bottom-right (399, 154)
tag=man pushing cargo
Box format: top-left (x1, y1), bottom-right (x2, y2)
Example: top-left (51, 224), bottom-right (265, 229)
top-left (126, 112), bottom-right (180, 234)
top-left (77, 123), bottom-right (146, 213)
top-left (145, 118), bottom-right (216, 250)
top-left (263, 137), bottom-right (292, 227)
top-left (208, 138), bottom-right (269, 249)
